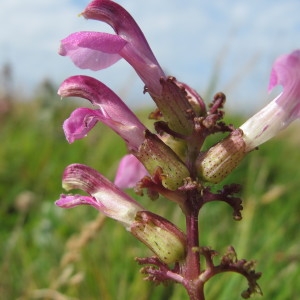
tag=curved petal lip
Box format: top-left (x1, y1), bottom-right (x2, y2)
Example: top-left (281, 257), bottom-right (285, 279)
top-left (55, 194), bottom-right (99, 209)
top-left (59, 31), bottom-right (127, 70)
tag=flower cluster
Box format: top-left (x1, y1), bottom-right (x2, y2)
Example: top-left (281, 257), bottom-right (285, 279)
top-left (56, 0), bottom-right (300, 299)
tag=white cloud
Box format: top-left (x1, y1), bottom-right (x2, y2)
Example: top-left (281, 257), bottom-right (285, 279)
top-left (0, 0), bottom-right (299, 113)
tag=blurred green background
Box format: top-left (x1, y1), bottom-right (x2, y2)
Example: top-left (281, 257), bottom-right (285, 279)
top-left (0, 65), bottom-right (299, 300)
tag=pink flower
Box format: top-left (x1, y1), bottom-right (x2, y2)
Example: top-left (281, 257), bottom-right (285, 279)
top-left (59, 0), bottom-right (205, 136)
top-left (196, 50), bottom-right (300, 183)
top-left (114, 154), bottom-right (148, 189)
top-left (59, 0), bottom-right (165, 96)
top-left (56, 163), bottom-right (186, 263)
top-left (240, 50), bottom-right (300, 151)
top-left (55, 163), bottom-right (144, 229)
top-left (58, 75), bottom-right (189, 191)
top-left (58, 75), bottom-right (146, 151)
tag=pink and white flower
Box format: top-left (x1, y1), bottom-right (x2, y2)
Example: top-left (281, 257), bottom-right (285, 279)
top-left (55, 163), bottom-right (144, 229)
top-left (240, 50), bottom-right (300, 151)
top-left (197, 50), bottom-right (300, 183)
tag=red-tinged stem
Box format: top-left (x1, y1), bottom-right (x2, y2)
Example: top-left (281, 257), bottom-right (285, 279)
top-left (181, 191), bottom-right (205, 300)
top-left (184, 214), bottom-right (205, 300)
top-left (185, 213), bottom-right (200, 279)
top-left (186, 283), bottom-right (205, 300)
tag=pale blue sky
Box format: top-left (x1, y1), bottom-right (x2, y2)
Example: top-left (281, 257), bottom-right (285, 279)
top-left (1, 0), bottom-right (299, 114)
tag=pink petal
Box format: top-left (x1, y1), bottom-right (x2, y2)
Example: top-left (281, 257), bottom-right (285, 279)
top-left (59, 31), bottom-right (127, 70)
top-left (82, 0), bottom-right (165, 95)
top-left (114, 154), bottom-right (148, 189)
top-left (56, 163), bottom-right (144, 228)
top-left (56, 194), bottom-right (101, 209)
top-left (268, 50), bottom-right (300, 92)
top-left (269, 49), bottom-right (300, 121)
top-left (63, 107), bottom-right (100, 143)
top-left (240, 49), bottom-right (300, 150)
top-left (59, 75), bottom-right (146, 150)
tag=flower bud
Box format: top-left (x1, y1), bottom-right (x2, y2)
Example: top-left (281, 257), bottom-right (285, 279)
top-left (130, 211), bottom-right (186, 264)
top-left (196, 130), bottom-right (246, 183)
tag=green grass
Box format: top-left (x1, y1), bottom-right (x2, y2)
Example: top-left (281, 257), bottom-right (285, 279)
top-left (0, 97), bottom-right (299, 300)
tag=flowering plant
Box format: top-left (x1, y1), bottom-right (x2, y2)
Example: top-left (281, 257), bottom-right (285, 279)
top-left (56, 0), bottom-right (300, 299)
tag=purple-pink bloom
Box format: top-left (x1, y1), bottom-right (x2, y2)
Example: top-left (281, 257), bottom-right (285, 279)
top-left (114, 154), bottom-right (148, 189)
top-left (59, 0), bottom-right (165, 96)
top-left (55, 163), bottom-right (144, 229)
top-left (58, 75), bottom-right (146, 151)
top-left (240, 50), bottom-right (300, 151)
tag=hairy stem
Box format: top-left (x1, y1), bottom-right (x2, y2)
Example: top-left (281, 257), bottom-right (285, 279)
top-left (185, 282), bottom-right (205, 300)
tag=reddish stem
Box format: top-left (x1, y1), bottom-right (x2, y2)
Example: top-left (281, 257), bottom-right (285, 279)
top-left (185, 213), bottom-right (200, 279)
top-left (181, 192), bottom-right (205, 300)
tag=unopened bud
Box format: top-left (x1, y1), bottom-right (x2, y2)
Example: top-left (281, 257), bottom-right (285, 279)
top-left (196, 130), bottom-right (246, 183)
top-left (130, 211), bottom-right (186, 264)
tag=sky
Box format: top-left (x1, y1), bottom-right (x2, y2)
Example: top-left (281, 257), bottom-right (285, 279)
top-left (0, 0), bottom-right (300, 115)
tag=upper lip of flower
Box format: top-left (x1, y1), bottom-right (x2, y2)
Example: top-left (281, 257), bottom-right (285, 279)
top-left (268, 50), bottom-right (300, 121)
top-left (58, 75), bottom-right (146, 151)
top-left (240, 49), bottom-right (300, 151)
top-left (59, 0), bottom-right (165, 96)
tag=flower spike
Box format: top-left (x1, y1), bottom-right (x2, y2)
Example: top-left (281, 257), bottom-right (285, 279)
top-left (56, 0), bottom-right (300, 296)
